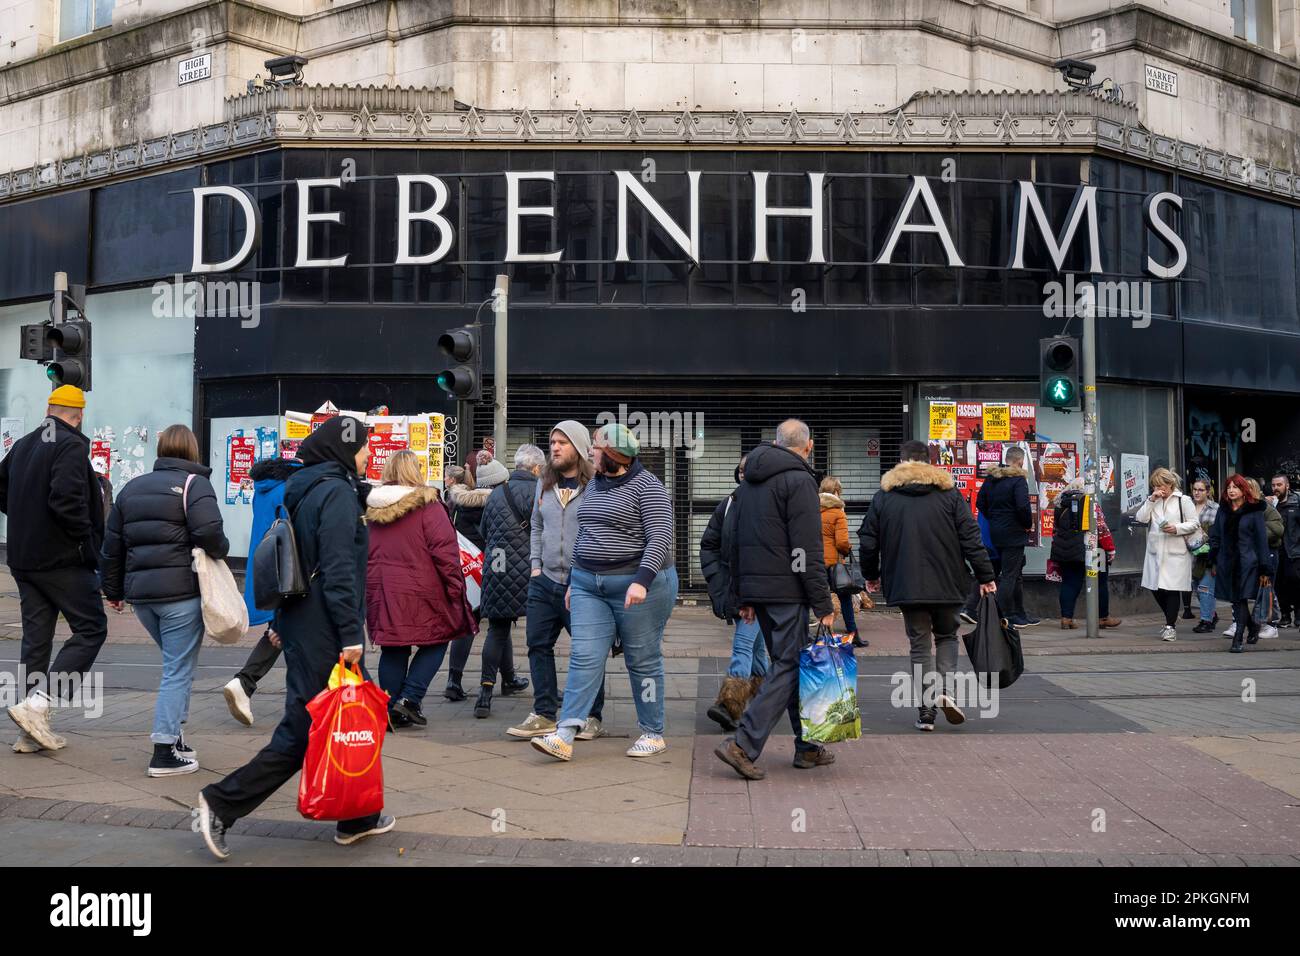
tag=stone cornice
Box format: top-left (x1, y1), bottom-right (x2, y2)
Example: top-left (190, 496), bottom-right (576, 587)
top-left (1, 87), bottom-right (1294, 206)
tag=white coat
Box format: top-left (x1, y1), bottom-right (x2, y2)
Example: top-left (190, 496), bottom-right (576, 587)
top-left (1135, 491), bottom-right (1198, 591)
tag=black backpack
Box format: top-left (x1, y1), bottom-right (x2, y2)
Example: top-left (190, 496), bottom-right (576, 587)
top-left (252, 475), bottom-right (332, 612)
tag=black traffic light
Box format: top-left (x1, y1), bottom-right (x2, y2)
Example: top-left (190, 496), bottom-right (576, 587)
top-left (46, 320), bottom-right (92, 390)
top-left (436, 326), bottom-right (480, 401)
top-left (20, 323), bottom-right (54, 363)
top-left (1039, 335), bottom-right (1080, 410)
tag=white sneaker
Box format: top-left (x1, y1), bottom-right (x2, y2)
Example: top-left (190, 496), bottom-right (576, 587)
top-left (530, 732), bottom-right (573, 762)
top-left (12, 733), bottom-right (41, 754)
top-left (937, 694), bottom-right (966, 725)
top-left (575, 716), bottom-right (607, 741)
top-left (1223, 622), bottom-right (1238, 637)
top-left (1160, 626), bottom-right (1177, 642)
top-left (7, 699), bottom-right (64, 750)
top-left (1258, 624), bottom-right (1278, 639)
top-left (223, 678), bottom-right (254, 726)
top-left (626, 734), bottom-right (667, 758)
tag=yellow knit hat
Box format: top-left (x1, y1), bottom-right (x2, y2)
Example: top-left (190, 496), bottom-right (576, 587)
top-left (48, 385), bottom-right (86, 409)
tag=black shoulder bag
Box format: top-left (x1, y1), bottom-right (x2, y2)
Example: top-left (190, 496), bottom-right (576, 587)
top-left (251, 474), bottom-right (333, 612)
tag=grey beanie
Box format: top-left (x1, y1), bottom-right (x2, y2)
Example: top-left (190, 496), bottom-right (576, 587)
top-left (476, 458), bottom-right (510, 489)
top-left (551, 420), bottom-right (592, 460)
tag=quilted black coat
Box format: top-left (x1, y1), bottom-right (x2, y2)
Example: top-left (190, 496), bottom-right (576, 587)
top-left (479, 470), bottom-right (538, 620)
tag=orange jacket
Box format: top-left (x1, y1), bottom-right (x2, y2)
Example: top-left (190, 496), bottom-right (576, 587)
top-left (820, 493), bottom-right (851, 566)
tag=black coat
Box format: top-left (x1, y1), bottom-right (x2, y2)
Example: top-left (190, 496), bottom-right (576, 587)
top-left (975, 465), bottom-right (1032, 548)
top-left (0, 416), bottom-right (104, 573)
top-left (1210, 499), bottom-right (1274, 603)
top-left (100, 458), bottom-right (229, 604)
top-left (1278, 491), bottom-right (1300, 562)
top-left (1049, 491), bottom-right (1087, 564)
top-left (859, 460), bottom-right (994, 606)
top-left (479, 470), bottom-right (538, 620)
top-left (726, 443), bottom-right (832, 616)
top-left (275, 462), bottom-right (368, 662)
top-left (447, 484), bottom-right (491, 551)
top-left (699, 494), bottom-right (740, 621)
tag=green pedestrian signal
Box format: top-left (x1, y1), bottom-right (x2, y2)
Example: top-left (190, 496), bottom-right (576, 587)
top-left (1039, 336), bottom-right (1080, 411)
top-left (1045, 375), bottom-right (1074, 407)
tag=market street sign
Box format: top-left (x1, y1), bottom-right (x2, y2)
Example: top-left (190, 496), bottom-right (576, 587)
top-left (189, 171), bottom-right (1188, 279)
top-left (1145, 64), bottom-right (1178, 97)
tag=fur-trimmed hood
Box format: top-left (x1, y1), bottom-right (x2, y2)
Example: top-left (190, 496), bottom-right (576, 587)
top-left (881, 460), bottom-right (955, 492)
top-left (366, 485), bottom-right (441, 524)
top-left (819, 492), bottom-right (845, 511)
top-left (447, 484), bottom-right (492, 509)
top-left (986, 465), bottom-right (1027, 479)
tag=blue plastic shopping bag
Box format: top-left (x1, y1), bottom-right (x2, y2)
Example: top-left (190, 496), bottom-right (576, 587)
top-left (798, 627), bottom-right (861, 743)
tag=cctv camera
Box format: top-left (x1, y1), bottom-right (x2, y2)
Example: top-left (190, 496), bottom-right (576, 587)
top-left (1055, 58), bottom-right (1097, 88)
top-left (264, 55), bottom-right (307, 80)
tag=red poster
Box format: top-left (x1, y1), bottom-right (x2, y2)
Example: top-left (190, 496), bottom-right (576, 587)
top-left (975, 441), bottom-right (1003, 467)
top-left (1010, 403), bottom-right (1037, 441)
top-left (970, 477), bottom-right (986, 517)
top-left (229, 437), bottom-right (255, 483)
top-left (1028, 494), bottom-right (1040, 548)
top-left (366, 433), bottom-right (408, 482)
top-left (956, 402), bottom-right (984, 441)
top-left (1040, 501), bottom-right (1055, 537)
top-left (90, 440), bottom-right (112, 479)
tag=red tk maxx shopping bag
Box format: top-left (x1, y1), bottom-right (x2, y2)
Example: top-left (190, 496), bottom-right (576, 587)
top-left (298, 657), bottom-right (390, 821)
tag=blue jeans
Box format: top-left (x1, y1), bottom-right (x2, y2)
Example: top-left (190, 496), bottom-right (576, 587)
top-left (525, 573), bottom-right (604, 721)
top-left (1194, 571), bottom-right (1217, 621)
top-left (727, 617), bottom-right (768, 678)
top-left (134, 597), bottom-right (204, 745)
top-left (378, 643), bottom-right (449, 707)
top-left (560, 566), bottom-right (678, 736)
top-left (1058, 562), bottom-right (1110, 618)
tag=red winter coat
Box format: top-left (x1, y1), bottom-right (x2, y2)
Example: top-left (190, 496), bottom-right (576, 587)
top-left (365, 485), bottom-right (476, 647)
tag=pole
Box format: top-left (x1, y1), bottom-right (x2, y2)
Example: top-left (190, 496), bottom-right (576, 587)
top-left (1082, 292), bottom-right (1101, 638)
top-left (493, 274), bottom-right (508, 458)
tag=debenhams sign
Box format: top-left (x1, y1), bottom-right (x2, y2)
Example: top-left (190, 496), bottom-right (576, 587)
top-left (191, 171), bottom-right (1188, 279)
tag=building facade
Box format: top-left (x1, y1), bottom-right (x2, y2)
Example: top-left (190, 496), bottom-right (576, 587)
top-left (1, 2), bottom-right (1298, 603)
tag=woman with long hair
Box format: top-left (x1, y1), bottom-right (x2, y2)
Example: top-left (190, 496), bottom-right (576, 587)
top-left (1209, 474), bottom-right (1274, 652)
top-left (101, 424), bottom-right (229, 777)
top-left (1189, 478), bottom-right (1220, 633)
top-left (365, 450), bottom-right (475, 728)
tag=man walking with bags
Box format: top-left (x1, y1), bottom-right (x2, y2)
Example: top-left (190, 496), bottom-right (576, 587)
top-left (714, 420), bottom-right (836, 780)
top-left (860, 440), bottom-right (996, 731)
top-left (1, 385), bottom-right (109, 753)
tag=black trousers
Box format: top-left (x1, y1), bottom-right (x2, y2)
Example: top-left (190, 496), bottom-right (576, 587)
top-left (1275, 552), bottom-right (1299, 617)
top-left (202, 628), bottom-right (380, 831)
top-left (14, 567), bottom-right (108, 698)
top-left (1151, 588), bottom-right (1184, 627)
top-left (735, 603), bottom-right (816, 762)
top-left (448, 617), bottom-right (514, 684)
top-left (996, 546), bottom-right (1027, 618)
top-left (479, 617), bottom-right (517, 686)
top-left (235, 627), bottom-right (282, 695)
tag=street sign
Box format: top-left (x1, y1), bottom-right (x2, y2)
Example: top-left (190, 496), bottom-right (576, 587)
top-left (179, 53), bottom-right (212, 86)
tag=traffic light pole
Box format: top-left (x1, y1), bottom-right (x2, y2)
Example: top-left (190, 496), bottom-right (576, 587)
top-left (1082, 299), bottom-right (1101, 639)
top-left (493, 274), bottom-right (508, 458)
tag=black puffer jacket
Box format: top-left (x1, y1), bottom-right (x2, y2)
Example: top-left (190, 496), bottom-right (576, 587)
top-left (101, 458), bottom-right (229, 604)
top-left (1049, 491), bottom-right (1087, 564)
top-left (699, 494), bottom-right (740, 621)
top-left (479, 470), bottom-right (538, 620)
top-left (0, 416), bottom-right (104, 572)
top-left (859, 460), bottom-right (994, 605)
top-left (975, 465), bottom-right (1032, 548)
top-left (726, 443), bottom-right (833, 616)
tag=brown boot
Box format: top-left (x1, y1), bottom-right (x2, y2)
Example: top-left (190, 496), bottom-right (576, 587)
top-left (707, 677), bottom-right (752, 731)
top-left (1099, 617), bottom-right (1123, 628)
top-left (715, 737), bottom-right (765, 780)
top-left (1061, 618), bottom-right (1077, 629)
top-left (747, 675), bottom-right (764, 702)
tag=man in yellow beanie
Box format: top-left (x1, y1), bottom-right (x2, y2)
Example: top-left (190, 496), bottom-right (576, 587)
top-left (0, 385), bottom-right (107, 752)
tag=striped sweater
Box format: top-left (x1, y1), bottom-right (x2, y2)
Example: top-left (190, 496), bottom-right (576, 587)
top-left (573, 461), bottom-right (675, 589)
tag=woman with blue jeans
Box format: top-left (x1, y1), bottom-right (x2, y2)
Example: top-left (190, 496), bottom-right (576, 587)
top-left (1189, 479), bottom-right (1221, 633)
top-left (101, 424), bottom-right (228, 777)
top-left (533, 423), bottom-right (678, 762)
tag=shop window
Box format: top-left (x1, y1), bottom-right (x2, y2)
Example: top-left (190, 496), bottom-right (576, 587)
top-left (1232, 0), bottom-right (1276, 49)
top-left (59, 0), bottom-right (112, 42)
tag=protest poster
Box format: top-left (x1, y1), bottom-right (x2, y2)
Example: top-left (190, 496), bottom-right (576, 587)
top-left (1120, 454), bottom-right (1149, 512)
top-left (1, 418), bottom-right (23, 462)
top-left (956, 402), bottom-right (984, 440)
top-left (1009, 403), bottom-right (1037, 441)
top-left (982, 403), bottom-right (1010, 441)
top-left (928, 402), bottom-right (957, 441)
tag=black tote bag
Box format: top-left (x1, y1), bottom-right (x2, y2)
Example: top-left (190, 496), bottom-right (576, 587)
top-left (961, 592), bottom-right (1025, 689)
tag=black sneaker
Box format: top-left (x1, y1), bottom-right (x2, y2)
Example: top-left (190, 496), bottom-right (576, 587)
top-left (387, 707), bottom-right (413, 730)
top-left (147, 745), bottom-right (198, 777)
top-left (914, 707), bottom-right (937, 732)
top-left (443, 681), bottom-right (466, 702)
top-left (334, 813), bottom-right (397, 846)
top-left (390, 698), bottom-right (426, 727)
top-left (1193, 620), bottom-right (1215, 633)
top-left (198, 793), bottom-right (230, 861)
top-left (1181, 608), bottom-right (1196, 620)
top-left (1281, 615), bottom-right (1294, 628)
top-left (174, 734), bottom-right (196, 760)
top-left (500, 676), bottom-right (530, 696)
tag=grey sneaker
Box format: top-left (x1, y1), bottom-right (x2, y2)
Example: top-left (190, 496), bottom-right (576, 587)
top-left (575, 717), bottom-right (607, 741)
top-left (7, 698), bottom-right (64, 751)
top-left (506, 713), bottom-right (557, 739)
top-left (198, 793), bottom-right (230, 861)
top-left (12, 733), bottom-right (41, 754)
top-left (335, 813), bottom-right (397, 846)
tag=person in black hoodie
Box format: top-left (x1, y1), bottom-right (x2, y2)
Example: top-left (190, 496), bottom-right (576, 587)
top-left (714, 420), bottom-right (835, 781)
top-left (975, 447), bottom-right (1038, 627)
top-left (860, 440), bottom-right (996, 731)
top-left (198, 416), bottom-right (395, 860)
top-left (2, 386), bottom-right (107, 755)
top-left (1210, 474), bottom-right (1274, 653)
top-left (101, 424), bottom-right (229, 777)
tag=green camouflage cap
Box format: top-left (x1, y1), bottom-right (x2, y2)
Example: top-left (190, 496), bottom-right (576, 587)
top-left (596, 422), bottom-right (640, 459)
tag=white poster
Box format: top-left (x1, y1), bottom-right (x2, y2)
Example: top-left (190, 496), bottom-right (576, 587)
top-left (1120, 453), bottom-right (1149, 512)
top-left (0, 418), bottom-right (24, 462)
